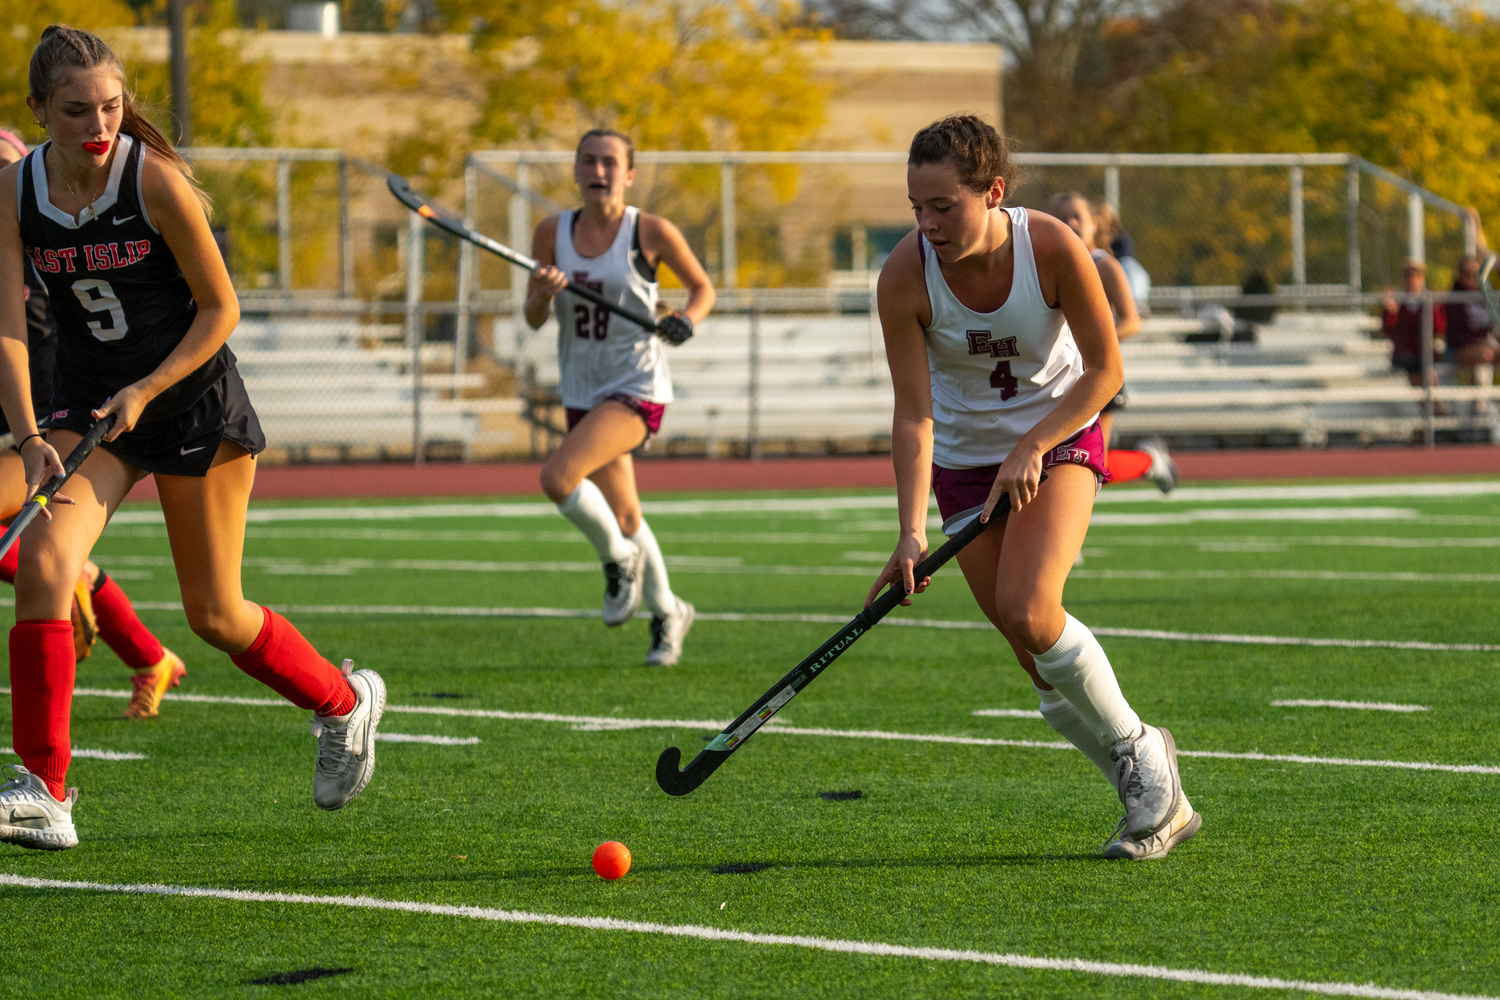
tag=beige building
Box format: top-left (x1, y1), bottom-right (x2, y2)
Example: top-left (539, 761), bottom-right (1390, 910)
top-left (108, 28), bottom-right (1001, 282)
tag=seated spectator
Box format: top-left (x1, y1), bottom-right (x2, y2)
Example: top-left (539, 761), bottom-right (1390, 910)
top-left (1383, 258), bottom-right (1444, 389)
top-left (1446, 223), bottom-right (1496, 403)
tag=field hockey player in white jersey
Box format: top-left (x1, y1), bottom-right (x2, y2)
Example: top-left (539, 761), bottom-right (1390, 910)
top-left (867, 116), bottom-right (1200, 860)
top-left (525, 129), bottom-right (715, 666)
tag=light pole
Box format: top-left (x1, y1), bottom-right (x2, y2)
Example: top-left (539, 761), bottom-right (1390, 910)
top-left (168, 0), bottom-right (191, 145)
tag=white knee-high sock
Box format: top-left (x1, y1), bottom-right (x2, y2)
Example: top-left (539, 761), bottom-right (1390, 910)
top-left (628, 519), bottom-right (678, 617)
top-left (1036, 685), bottom-right (1118, 788)
top-left (1474, 363), bottom-right (1495, 388)
top-left (557, 481), bottom-right (635, 565)
top-left (1032, 614), bottom-right (1141, 749)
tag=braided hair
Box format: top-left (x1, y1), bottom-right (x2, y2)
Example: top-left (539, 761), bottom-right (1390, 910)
top-left (29, 24), bottom-right (210, 214)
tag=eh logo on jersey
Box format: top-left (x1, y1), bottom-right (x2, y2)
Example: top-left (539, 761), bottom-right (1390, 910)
top-left (27, 241), bottom-right (151, 274)
top-left (965, 330), bottom-right (1019, 359)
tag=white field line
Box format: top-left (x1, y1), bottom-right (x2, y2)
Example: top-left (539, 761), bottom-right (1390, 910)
top-left (0, 746), bottom-right (145, 761)
top-left (1093, 481), bottom-right (1500, 504)
top-left (1090, 535), bottom-right (1500, 549)
top-left (88, 601), bottom-right (1500, 653)
top-left (1089, 507), bottom-right (1420, 525)
top-left (50, 688), bottom-right (1500, 776)
top-left (108, 526), bottom-right (895, 545)
top-left (1272, 700), bottom-right (1431, 713)
top-left (972, 709), bottom-right (1045, 719)
top-left (83, 554), bottom-right (1500, 585)
top-left (1069, 569), bottom-right (1500, 583)
top-left (375, 733), bottom-right (482, 746)
top-left (96, 480), bottom-right (1500, 527)
top-left (0, 874), bottom-right (1490, 1000)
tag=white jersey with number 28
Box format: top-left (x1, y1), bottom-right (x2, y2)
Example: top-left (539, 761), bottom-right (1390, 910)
top-left (921, 206), bottom-right (1093, 469)
top-left (553, 206), bottom-right (672, 410)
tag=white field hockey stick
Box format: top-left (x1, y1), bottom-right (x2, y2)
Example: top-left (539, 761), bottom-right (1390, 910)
top-left (386, 173), bottom-right (693, 344)
top-left (0, 415), bottom-right (115, 562)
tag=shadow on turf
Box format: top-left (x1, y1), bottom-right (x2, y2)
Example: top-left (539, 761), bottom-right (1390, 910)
top-left (248, 967), bottom-right (354, 985)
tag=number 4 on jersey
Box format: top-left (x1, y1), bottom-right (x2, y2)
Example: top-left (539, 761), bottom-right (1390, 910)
top-left (990, 360), bottom-right (1018, 400)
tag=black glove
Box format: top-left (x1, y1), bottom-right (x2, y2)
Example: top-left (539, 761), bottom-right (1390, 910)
top-left (656, 311), bottom-right (694, 346)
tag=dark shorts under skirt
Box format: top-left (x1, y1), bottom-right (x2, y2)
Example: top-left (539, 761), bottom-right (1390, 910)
top-left (565, 394), bottom-right (667, 437)
top-left (931, 419), bottom-right (1111, 536)
top-left (49, 367), bottom-right (266, 477)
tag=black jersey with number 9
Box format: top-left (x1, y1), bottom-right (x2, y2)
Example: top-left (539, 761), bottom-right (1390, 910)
top-left (16, 134), bottom-right (232, 422)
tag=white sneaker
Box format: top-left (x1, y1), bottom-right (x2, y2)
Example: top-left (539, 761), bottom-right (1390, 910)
top-left (646, 600), bottom-right (695, 666)
top-left (1139, 437), bottom-right (1179, 494)
top-left (311, 662), bottom-right (385, 811)
top-left (1104, 792), bottom-right (1202, 860)
top-left (602, 544), bottom-right (645, 627)
top-left (1103, 725), bottom-right (1200, 860)
top-left (0, 765), bottom-right (78, 850)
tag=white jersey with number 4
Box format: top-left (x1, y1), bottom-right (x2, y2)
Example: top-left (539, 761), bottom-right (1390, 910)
top-left (553, 206), bottom-right (672, 410)
top-left (922, 206), bottom-right (1093, 468)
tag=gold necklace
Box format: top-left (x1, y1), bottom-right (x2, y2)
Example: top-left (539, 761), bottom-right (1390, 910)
top-left (57, 156), bottom-right (106, 223)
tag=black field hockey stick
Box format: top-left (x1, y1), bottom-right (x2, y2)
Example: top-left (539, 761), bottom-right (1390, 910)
top-left (386, 173), bottom-right (680, 339)
top-left (0, 414), bottom-right (115, 562)
top-left (656, 496), bottom-right (1019, 796)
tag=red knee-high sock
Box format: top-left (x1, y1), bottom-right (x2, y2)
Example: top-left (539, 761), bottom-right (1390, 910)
top-left (9, 620), bottom-right (75, 800)
top-left (1105, 449), bottom-right (1153, 485)
top-left (91, 572), bottom-right (165, 670)
top-left (229, 607), bottom-right (354, 716)
top-left (0, 543), bottom-right (18, 585)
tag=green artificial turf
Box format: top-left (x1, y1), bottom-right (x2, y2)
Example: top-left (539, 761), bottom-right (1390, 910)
top-left (2, 481), bottom-right (1498, 997)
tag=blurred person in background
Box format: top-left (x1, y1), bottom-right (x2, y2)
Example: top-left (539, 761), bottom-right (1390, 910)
top-left (1047, 192), bottom-right (1175, 493)
top-left (1095, 201), bottom-right (1151, 318)
top-left (1445, 213), bottom-right (1495, 412)
top-left (1383, 259), bottom-right (1445, 393)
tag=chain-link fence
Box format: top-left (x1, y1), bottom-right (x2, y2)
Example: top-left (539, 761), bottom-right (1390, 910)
top-left (180, 147), bottom-right (1489, 461)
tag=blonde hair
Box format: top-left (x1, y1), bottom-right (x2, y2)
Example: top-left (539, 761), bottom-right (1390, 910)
top-left (1091, 200), bottom-right (1122, 252)
top-left (30, 24), bottom-right (211, 214)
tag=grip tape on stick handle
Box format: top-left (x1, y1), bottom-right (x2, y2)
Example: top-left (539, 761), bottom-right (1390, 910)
top-left (0, 414), bottom-right (116, 564)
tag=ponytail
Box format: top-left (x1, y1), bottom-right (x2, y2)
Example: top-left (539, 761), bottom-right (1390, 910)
top-left (29, 24), bottom-right (211, 216)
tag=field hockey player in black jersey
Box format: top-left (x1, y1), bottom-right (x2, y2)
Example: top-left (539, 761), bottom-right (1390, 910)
top-left (0, 26), bottom-right (385, 851)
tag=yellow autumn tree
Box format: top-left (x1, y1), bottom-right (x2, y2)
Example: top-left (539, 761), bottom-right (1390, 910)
top-left (0, 0), bottom-right (136, 141)
top-left (392, 0), bottom-right (832, 286)
top-left (1110, 0), bottom-right (1500, 287)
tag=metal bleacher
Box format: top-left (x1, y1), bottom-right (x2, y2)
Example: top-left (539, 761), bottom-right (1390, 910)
top-left (230, 311), bottom-right (521, 460)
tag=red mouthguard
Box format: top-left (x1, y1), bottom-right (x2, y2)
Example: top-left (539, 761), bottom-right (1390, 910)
top-left (82, 140), bottom-right (110, 156)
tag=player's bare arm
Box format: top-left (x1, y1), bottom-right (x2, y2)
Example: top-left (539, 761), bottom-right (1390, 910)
top-left (1096, 253), bottom-right (1140, 340)
top-left (523, 214), bottom-right (567, 330)
top-left (93, 151), bottom-right (240, 441)
top-left (983, 213), bottom-right (1122, 520)
top-left (866, 230), bottom-right (934, 608)
top-left (639, 213), bottom-right (715, 325)
top-left (0, 162), bottom-right (65, 495)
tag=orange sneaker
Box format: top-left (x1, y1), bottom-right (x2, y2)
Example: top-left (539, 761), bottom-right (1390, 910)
top-left (71, 577), bottom-right (98, 662)
top-left (123, 649), bottom-right (186, 720)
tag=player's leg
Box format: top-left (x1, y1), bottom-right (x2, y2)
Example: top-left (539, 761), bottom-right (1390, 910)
top-left (954, 527), bottom-right (1118, 787)
top-left (0, 450), bottom-right (103, 661)
top-left (540, 401), bottom-right (649, 626)
top-left (155, 441), bottom-right (383, 811)
top-left (1, 434), bottom-right (135, 849)
top-left (78, 560), bottom-right (186, 720)
top-left (588, 449), bottom-right (694, 665)
top-left (992, 463), bottom-right (1198, 859)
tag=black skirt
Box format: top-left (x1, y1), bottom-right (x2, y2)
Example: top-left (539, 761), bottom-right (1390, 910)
top-left (49, 367), bottom-right (265, 477)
